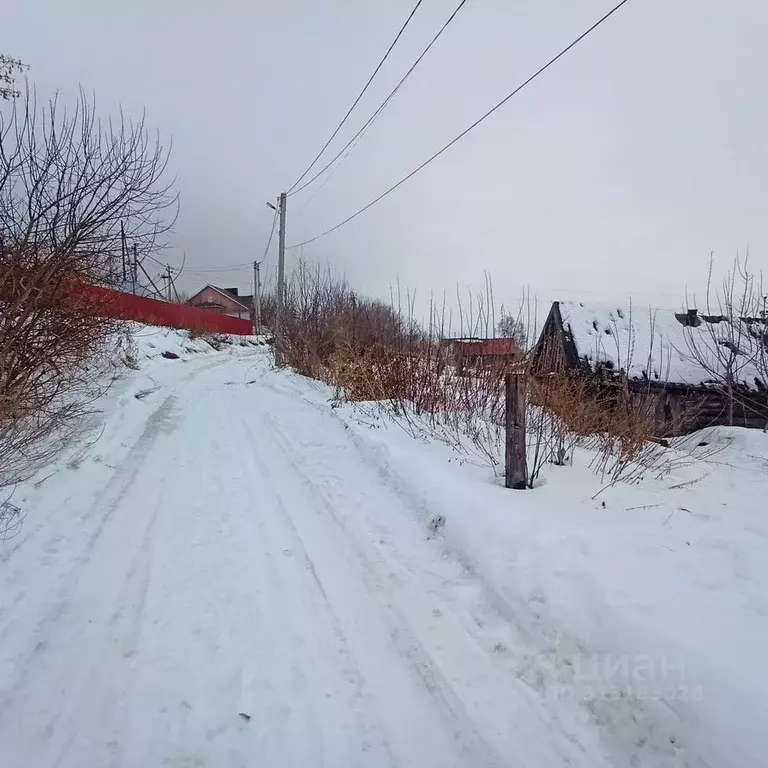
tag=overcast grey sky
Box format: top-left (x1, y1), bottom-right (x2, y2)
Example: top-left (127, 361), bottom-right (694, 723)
top-left (4, 0), bottom-right (767, 317)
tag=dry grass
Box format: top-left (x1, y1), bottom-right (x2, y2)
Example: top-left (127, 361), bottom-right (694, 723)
top-left (527, 374), bottom-right (668, 488)
top-left (277, 263), bottom-right (514, 468)
top-left (277, 263), bottom-right (693, 488)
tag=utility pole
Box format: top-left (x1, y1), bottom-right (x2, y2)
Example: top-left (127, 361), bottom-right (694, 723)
top-left (120, 221), bottom-right (127, 282)
top-left (165, 265), bottom-right (173, 302)
top-left (275, 191), bottom-right (287, 367)
top-left (132, 244), bottom-right (139, 295)
top-left (253, 260), bottom-right (262, 335)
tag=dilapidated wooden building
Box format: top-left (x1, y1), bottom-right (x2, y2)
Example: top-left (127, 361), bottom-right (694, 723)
top-left (531, 301), bottom-right (768, 436)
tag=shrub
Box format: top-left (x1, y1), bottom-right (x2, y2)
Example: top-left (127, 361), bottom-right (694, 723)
top-left (0, 86), bottom-right (176, 486)
top-left (276, 263), bottom-right (682, 488)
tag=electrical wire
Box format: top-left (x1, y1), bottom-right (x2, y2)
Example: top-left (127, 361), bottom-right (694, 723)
top-left (183, 264), bottom-right (253, 274)
top-left (288, 0), bottom-right (632, 249)
top-left (286, 0), bottom-right (425, 194)
top-left (294, 158), bottom-right (343, 217)
top-left (290, 0), bottom-right (469, 199)
top-left (294, 126), bottom-right (373, 217)
top-left (143, 253), bottom-right (166, 268)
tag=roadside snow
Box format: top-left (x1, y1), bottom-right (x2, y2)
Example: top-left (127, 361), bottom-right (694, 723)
top-left (2, 323), bottom-right (266, 553)
top-left (330, 395), bottom-right (768, 768)
top-left (123, 321), bottom-right (266, 362)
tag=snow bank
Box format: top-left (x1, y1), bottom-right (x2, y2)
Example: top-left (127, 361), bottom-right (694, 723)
top-left (330, 398), bottom-right (768, 767)
top-left (558, 300), bottom-right (766, 388)
top-left (6, 322), bottom-right (268, 498)
top-left (122, 322), bottom-right (266, 363)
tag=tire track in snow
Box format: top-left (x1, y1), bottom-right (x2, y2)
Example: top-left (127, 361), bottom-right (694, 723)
top-left (259, 407), bottom-right (579, 765)
top-left (106, 375), bottom-right (394, 768)
top-left (2, 356), bottom-right (259, 767)
top-left (0, 364), bottom-right (222, 768)
top-left (236, 417), bottom-right (396, 767)
top-left (253, 380), bottom-right (690, 768)
top-left (243, 406), bottom-right (507, 767)
top-left (0, 354), bottom-right (225, 571)
top-left (330, 411), bottom-right (697, 768)
top-left (0, 394), bottom-right (179, 709)
top-left (47, 511), bottom-right (162, 768)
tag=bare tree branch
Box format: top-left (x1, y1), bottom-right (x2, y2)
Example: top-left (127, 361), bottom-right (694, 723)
top-left (1, 86), bottom-right (178, 485)
top-left (680, 253), bottom-right (766, 426)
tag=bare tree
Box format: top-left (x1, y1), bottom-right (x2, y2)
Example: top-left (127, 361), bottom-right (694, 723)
top-left (0, 87), bottom-right (178, 485)
top-left (497, 306), bottom-right (527, 346)
top-left (0, 55), bottom-right (25, 101)
top-left (681, 254), bottom-right (765, 426)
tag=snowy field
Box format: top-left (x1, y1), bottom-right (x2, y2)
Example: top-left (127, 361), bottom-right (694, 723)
top-left (0, 325), bottom-right (766, 767)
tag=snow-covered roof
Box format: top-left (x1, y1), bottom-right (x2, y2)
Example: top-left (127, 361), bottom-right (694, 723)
top-left (557, 301), bottom-right (767, 389)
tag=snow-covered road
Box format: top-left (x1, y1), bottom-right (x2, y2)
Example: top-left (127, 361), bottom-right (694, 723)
top-left (0, 352), bottom-right (569, 767)
top-left (0, 347), bottom-right (731, 767)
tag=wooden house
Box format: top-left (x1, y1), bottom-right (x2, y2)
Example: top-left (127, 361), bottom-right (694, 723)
top-left (530, 301), bottom-right (768, 436)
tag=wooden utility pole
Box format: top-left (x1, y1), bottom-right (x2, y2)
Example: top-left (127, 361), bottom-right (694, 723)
top-left (120, 221), bottom-right (127, 281)
top-left (275, 192), bottom-right (287, 366)
top-left (132, 244), bottom-right (139, 295)
top-left (253, 260), bottom-right (262, 335)
top-left (165, 265), bottom-right (173, 301)
top-left (505, 373), bottom-right (528, 489)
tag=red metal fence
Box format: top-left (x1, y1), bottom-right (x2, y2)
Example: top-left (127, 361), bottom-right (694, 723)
top-left (83, 284), bottom-right (253, 335)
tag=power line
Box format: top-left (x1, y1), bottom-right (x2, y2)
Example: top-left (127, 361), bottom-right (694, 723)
top-left (143, 252), bottom-right (166, 268)
top-left (184, 263), bottom-right (253, 274)
top-left (294, 113), bottom-right (386, 218)
top-left (290, 0), bottom-right (469, 200)
top-left (294, 156), bottom-right (345, 217)
top-left (286, 0), bottom-right (425, 194)
top-left (289, 0), bottom-right (632, 249)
